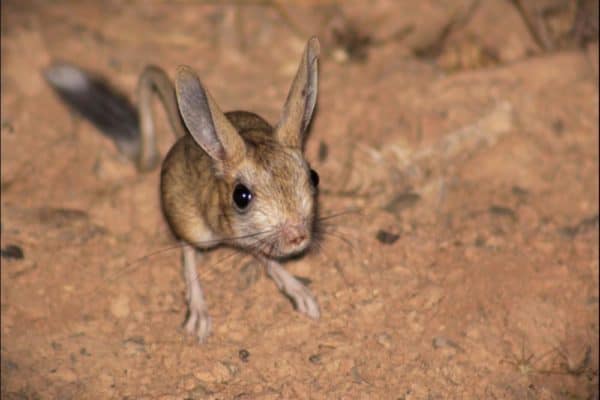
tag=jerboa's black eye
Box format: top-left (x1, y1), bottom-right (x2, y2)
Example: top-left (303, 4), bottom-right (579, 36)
top-left (309, 169), bottom-right (319, 187)
top-left (233, 184), bottom-right (253, 210)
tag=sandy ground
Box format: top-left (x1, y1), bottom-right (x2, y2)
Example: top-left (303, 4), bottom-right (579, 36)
top-left (1, 1), bottom-right (598, 399)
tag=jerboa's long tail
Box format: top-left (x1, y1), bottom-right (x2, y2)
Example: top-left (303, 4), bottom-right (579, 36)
top-left (44, 62), bottom-right (141, 161)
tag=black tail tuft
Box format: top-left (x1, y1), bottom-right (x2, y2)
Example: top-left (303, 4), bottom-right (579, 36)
top-left (44, 62), bottom-right (141, 160)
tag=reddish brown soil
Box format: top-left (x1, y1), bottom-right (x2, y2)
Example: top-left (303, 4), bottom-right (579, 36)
top-left (1, 1), bottom-right (598, 399)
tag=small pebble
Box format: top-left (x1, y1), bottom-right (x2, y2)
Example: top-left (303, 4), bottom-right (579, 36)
top-left (124, 336), bottom-right (145, 346)
top-left (432, 336), bottom-right (459, 350)
top-left (1, 120), bottom-right (14, 134)
top-left (221, 361), bottom-right (240, 377)
top-left (351, 366), bottom-right (366, 384)
top-left (552, 119), bottom-right (565, 135)
top-left (474, 236), bottom-right (486, 247)
top-left (2, 359), bottom-right (18, 370)
top-left (1, 244), bottom-right (24, 260)
top-left (376, 333), bottom-right (392, 349)
top-left (238, 349), bottom-right (250, 363)
top-left (511, 186), bottom-right (529, 198)
top-left (384, 192), bottom-right (421, 213)
top-left (110, 294), bottom-right (130, 318)
top-left (376, 230), bottom-right (400, 244)
top-left (308, 354), bottom-right (321, 364)
top-left (488, 205), bottom-right (517, 221)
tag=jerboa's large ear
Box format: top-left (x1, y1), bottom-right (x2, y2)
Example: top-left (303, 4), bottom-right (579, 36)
top-left (275, 37), bottom-right (319, 148)
top-left (175, 65), bottom-right (245, 169)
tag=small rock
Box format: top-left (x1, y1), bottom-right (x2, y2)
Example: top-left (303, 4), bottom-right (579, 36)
top-left (474, 236), bottom-right (486, 247)
top-left (324, 359), bottom-right (341, 373)
top-left (2, 359), bottom-right (18, 370)
top-left (193, 369), bottom-right (214, 383)
top-left (410, 286), bottom-right (444, 310)
top-left (376, 332), bottom-right (392, 349)
top-left (194, 362), bottom-right (234, 384)
top-left (376, 230), bottom-right (400, 244)
top-left (432, 336), bottom-right (463, 352)
top-left (331, 47), bottom-right (349, 63)
top-left (488, 205), bottom-right (517, 222)
top-left (123, 336), bottom-right (145, 354)
top-left (308, 354), bottom-right (321, 364)
top-left (551, 119), bottom-right (565, 135)
top-left (238, 349), bottom-right (250, 363)
top-left (213, 362), bottom-right (233, 383)
top-left (384, 192), bottom-right (421, 213)
top-left (1, 244), bottom-right (24, 260)
top-left (110, 294), bottom-right (130, 318)
top-left (1, 119), bottom-right (14, 134)
top-left (511, 186), bottom-right (529, 198)
top-left (351, 365), bottom-right (367, 384)
top-left (222, 361), bottom-right (240, 377)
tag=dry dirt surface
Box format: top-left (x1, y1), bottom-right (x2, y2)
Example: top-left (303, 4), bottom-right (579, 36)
top-left (1, 1), bottom-right (599, 399)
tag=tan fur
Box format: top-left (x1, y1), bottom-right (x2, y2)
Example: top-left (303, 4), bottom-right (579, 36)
top-left (159, 38), bottom-right (321, 263)
top-left (160, 111), bottom-right (316, 257)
